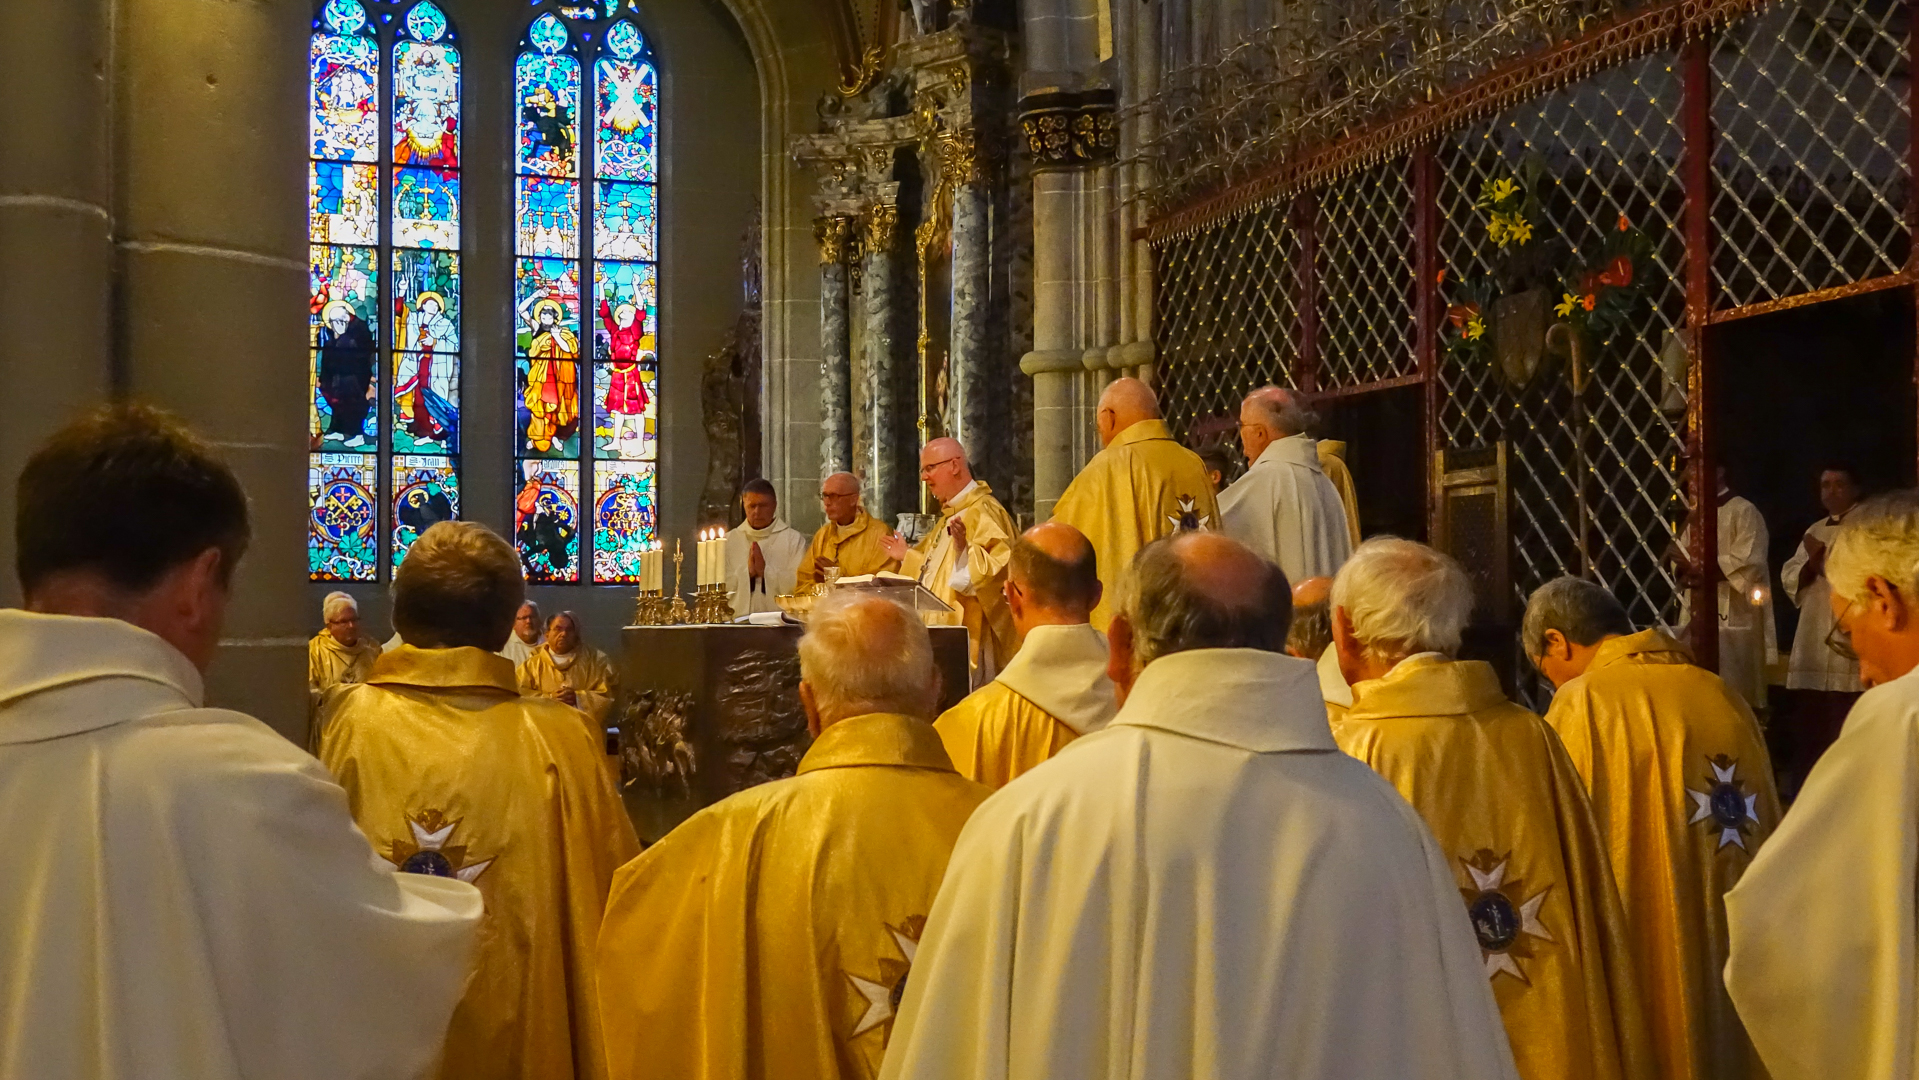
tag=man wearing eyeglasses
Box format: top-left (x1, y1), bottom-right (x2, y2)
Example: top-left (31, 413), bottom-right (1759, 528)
top-left (1727, 490), bottom-right (1919, 1080)
top-left (880, 438), bottom-right (1019, 683)
top-left (1522, 575), bottom-right (1778, 1080)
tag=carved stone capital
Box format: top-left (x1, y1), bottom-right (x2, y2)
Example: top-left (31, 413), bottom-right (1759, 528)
top-left (1018, 88), bottom-right (1118, 170)
top-left (814, 214), bottom-right (857, 265)
top-left (863, 202), bottom-right (899, 253)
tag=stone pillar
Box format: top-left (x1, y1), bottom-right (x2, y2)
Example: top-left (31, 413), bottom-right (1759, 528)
top-left (0, 0), bottom-right (113, 609)
top-left (816, 215), bottom-right (855, 473)
top-left (860, 202), bottom-right (904, 517)
top-left (948, 154), bottom-right (992, 453)
top-left (116, 0), bottom-right (310, 741)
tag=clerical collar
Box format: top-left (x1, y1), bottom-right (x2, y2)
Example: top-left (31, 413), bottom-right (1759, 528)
top-left (549, 647), bottom-right (578, 670)
top-left (832, 512), bottom-right (867, 539)
top-left (944, 479), bottom-right (979, 509)
top-left (736, 519), bottom-right (787, 542)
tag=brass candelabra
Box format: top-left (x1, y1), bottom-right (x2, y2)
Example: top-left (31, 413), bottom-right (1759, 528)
top-left (625, 540), bottom-right (739, 626)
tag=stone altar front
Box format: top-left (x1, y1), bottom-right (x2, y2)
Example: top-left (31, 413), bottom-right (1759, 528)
top-left (615, 623), bottom-right (971, 842)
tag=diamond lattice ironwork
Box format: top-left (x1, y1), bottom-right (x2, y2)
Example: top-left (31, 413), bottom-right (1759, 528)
top-left (1710, 0), bottom-right (1911, 309)
top-left (1317, 160), bottom-right (1417, 388)
top-left (1156, 202), bottom-right (1299, 459)
top-left (1438, 51), bottom-right (1689, 641)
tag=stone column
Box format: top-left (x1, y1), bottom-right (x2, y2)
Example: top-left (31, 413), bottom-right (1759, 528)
top-left (947, 137), bottom-right (992, 453)
top-left (116, 0), bottom-right (310, 741)
top-left (816, 215), bottom-right (855, 473)
top-left (860, 202), bottom-right (903, 517)
top-left (0, 0), bottom-right (113, 609)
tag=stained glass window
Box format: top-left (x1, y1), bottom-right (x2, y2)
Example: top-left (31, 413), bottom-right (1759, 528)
top-left (515, 4), bottom-right (659, 583)
top-left (308, 0), bottom-right (463, 581)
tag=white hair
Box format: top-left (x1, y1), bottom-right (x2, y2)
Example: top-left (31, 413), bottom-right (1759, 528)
top-left (798, 591), bottom-right (939, 721)
top-left (322, 591), bottom-right (358, 621)
top-left (1330, 537), bottom-right (1474, 660)
top-left (1827, 490), bottom-right (1919, 604)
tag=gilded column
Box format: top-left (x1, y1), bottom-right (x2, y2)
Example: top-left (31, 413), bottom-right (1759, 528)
top-left (816, 214), bottom-right (856, 474)
top-left (860, 202), bottom-right (903, 517)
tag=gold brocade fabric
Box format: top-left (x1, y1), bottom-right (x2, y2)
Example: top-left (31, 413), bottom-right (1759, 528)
top-left (320, 646), bottom-right (640, 1080)
top-left (596, 712), bottom-right (989, 1080)
top-left (900, 482), bottom-right (1019, 670)
top-left (795, 509), bottom-right (900, 588)
top-left (307, 631), bottom-right (383, 749)
top-left (1317, 440), bottom-right (1362, 548)
top-left (934, 682), bottom-right (1078, 789)
top-left (1050, 420), bottom-right (1222, 631)
top-left (1336, 655), bottom-right (1652, 1080)
top-left (518, 644), bottom-right (617, 731)
top-left (1543, 629), bottom-right (1780, 1080)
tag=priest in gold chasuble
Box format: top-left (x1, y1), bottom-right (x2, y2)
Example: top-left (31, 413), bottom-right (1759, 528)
top-left (321, 523), bottom-right (640, 1080)
top-left (1331, 542), bottom-right (1651, 1080)
top-left (517, 610), bottom-right (618, 733)
top-left (597, 592), bottom-right (989, 1080)
top-left (1049, 378), bottom-right (1220, 631)
top-left (1526, 576), bottom-right (1779, 1080)
top-left (308, 591), bottom-right (381, 729)
top-left (795, 472), bottom-right (900, 588)
top-left (883, 438), bottom-right (1019, 678)
top-left (935, 523), bottom-right (1117, 788)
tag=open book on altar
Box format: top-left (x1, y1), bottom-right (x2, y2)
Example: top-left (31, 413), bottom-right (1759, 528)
top-left (834, 571), bottom-right (957, 614)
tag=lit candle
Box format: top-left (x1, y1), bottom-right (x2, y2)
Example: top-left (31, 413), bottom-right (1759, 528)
top-left (652, 542), bottom-right (662, 591)
top-left (716, 527), bottom-right (727, 589)
top-left (699, 529), bottom-right (713, 586)
top-left (693, 530), bottom-right (704, 586)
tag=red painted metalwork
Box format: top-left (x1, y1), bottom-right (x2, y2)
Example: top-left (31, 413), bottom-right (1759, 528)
top-left (1295, 193), bottom-right (1321, 396)
top-left (1305, 373), bottom-right (1426, 401)
top-left (1682, 35), bottom-right (1718, 672)
top-left (1413, 145), bottom-right (1440, 542)
top-left (1709, 271), bottom-right (1915, 323)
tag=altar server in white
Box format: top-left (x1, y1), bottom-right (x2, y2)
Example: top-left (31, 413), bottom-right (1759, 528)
top-left (1218, 385), bottom-right (1353, 583)
top-left (881, 531), bottom-right (1518, 1080)
top-left (1726, 489), bottom-right (1919, 1080)
top-left (724, 477), bottom-right (807, 615)
top-left (1674, 467), bottom-right (1777, 708)
top-left (0, 405), bottom-right (481, 1080)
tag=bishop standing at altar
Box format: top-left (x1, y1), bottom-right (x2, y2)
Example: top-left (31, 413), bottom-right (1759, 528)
top-left (596, 591), bottom-right (989, 1080)
top-left (934, 522), bottom-right (1116, 788)
top-left (1726, 490), bottom-right (1919, 1080)
top-left (321, 522), bottom-right (639, 1080)
top-left (1525, 576), bottom-right (1777, 1080)
top-left (1048, 377), bottom-right (1219, 630)
top-left (881, 532), bottom-right (1519, 1080)
top-left (1330, 541), bottom-right (1650, 1080)
top-left (880, 438), bottom-right (1018, 680)
top-left (726, 478), bottom-right (807, 613)
top-left (795, 471), bottom-right (899, 588)
top-left (1218, 386), bottom-right (1353, 583)
top-left (0, 405), bottom-right (482, 1080)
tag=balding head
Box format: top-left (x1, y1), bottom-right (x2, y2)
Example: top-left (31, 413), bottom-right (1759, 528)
top-left (1110, 532), bottom-right (1291, 695)
top-left (1287, 576), bottom-right (1334, 658)
top-left (920, 437), bottom-right (974, 503)
top-left (798, 591), bottom-right (940, 729)
top-left (1007, 522), bottom-right (1101, 631)
top-left (820, 471), bottom-right (862, 526)
top-left (1239, 385), bottom-right (1317, 465)
top-left (1097, 377), bottom-right (1161, 447)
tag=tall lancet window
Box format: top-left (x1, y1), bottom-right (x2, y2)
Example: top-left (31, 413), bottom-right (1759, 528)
top-left (307, 0), bottom-right (464, 581)
top-left (513, 2), bottom-right (660, 585)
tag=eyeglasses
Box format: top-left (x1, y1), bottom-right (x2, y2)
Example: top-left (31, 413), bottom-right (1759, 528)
top-left (1826, 600), bottom-right (1858, 662)
top-left (919, 457), bottom-right (961, 478)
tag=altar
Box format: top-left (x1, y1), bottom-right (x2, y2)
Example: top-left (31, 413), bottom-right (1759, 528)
top-left (614, 622), bottom-right (972, 842)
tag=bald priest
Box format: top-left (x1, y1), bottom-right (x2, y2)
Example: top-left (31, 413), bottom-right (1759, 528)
top-left (935, 523), bottom-right (1117, 788)
top-left (1050, 377), bottom-right (1219, 631)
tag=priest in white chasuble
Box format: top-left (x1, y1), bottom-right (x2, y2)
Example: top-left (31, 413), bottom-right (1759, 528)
top-left (726, 477), bottom-right (809, 614)
top-left (795, 472), bottom-right (899, 588)
top-left (1048, 377), bottom-right (1220, 631)
top-left (0, 405), bottom-right (481, 1080)
top-left (322, 522), bottom-right (640, 1080)
top-left (1725, 491), bottom-right (1919, 1080)
top-left (881, 532), bottom-right (1520, 1080)
top-left (935, 522), bottom-right (1116, 788)
top-left (1525, 576), bottom-right (1779, 1080)
top-left (1218, 385), bottom-right (1353, 584)
top-left (596, 592), bottom-right (989, 1080)
top-left (881, 438), bottom-right (1019, 679)
top-left (517, 609), bottom-right (618, 733)
top-left (1330, 542), bottom-right (1651, 1080)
